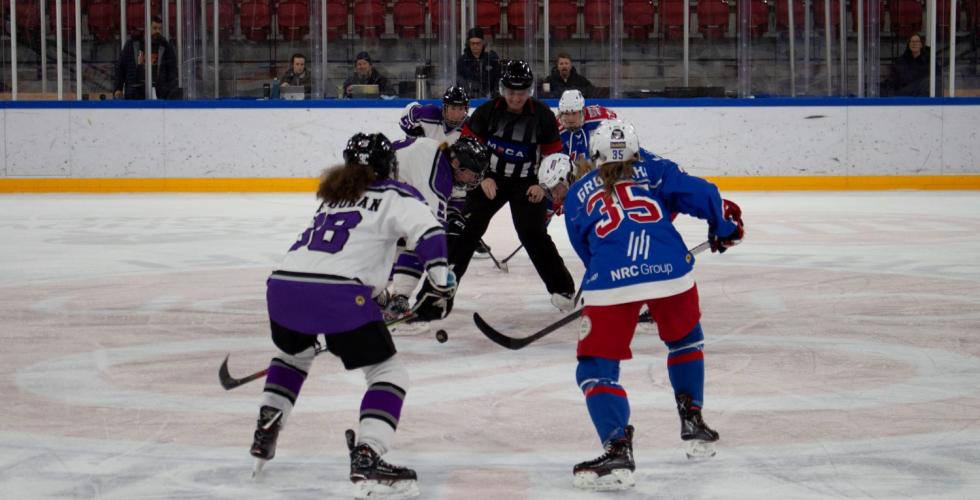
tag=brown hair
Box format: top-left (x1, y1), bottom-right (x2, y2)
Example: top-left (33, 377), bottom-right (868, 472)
top-left (597, 160), bottom-right (636, 195)
top-left (316, 163), bottom-right (376, 203)
top-left (556, 52), bottom-right (572, 64)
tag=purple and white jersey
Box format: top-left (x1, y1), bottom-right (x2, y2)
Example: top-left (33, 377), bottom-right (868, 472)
top-left (399, 102), bottom-right (466, 144)
top-left (393, 136), bottom-right (455, 223)
top-left (274, 179), bottom-right (449, 298)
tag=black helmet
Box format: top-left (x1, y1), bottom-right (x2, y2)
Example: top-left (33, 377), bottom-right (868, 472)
top-left (442, 85), bottom-right (469, 107)
top-left (449, 137), bottom-right (491, 190)
top-left (343, 132), bottom-right (398, 180)
top-left (500, 60), bottom-right (534, 91)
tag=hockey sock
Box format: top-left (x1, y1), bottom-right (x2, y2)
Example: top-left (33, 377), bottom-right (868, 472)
top-left (391, 251), bottom-right (423, 297)
top-left (576, 356), bottom-right (631, 446)
top-left (665, 323), bottom-right (706, 407)
top-left (358, 355), bottom-right (409, 455)
top-left (260, 346), bottom-right (315, 425)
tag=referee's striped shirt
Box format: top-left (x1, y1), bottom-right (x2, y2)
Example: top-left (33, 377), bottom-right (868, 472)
top-left (461, 97), bottom-right (563, 179)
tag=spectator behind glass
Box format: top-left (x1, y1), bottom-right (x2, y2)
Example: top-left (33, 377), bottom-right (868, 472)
top-left (456, 27), bottom-right (501, 98)
top-left (885, 34), bottom-right (932, 97)
top-left (541, 53), bottom-right (593, 98)
top-left (113, 16), bottom-right (178, 99)
top-left (280, 53), bottom-right (312, 96)
top-left (343, 51), bottom-right (389, 98)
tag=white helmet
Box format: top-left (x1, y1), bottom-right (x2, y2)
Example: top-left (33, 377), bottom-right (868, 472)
top-left (589, 119), bottom-right (640, 168)
top-left (558, 89), bottom-right (585, 114)
top-left (538, 153), bottom-right (573, 189)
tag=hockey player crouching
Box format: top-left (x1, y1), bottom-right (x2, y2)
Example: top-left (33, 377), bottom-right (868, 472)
top-left (384, 135), bottom-right (491, 323)
top-left (562, 120), bottom-right (744, 491)
top-left (399, 85), bottom-right (470, 144)
top-left (250, 132), bottom-right (456, 498)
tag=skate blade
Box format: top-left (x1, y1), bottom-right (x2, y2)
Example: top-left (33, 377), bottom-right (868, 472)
top-left (352, 479), bottom-right (420, 499)
top-left (572, 469), bottom-right (635, 491)
top-left (251, 458), bottom-right (268, 479)
top-left (684, 439), bottom-right (718, 459)
top-left (472, 252), bottom-right (490, 260)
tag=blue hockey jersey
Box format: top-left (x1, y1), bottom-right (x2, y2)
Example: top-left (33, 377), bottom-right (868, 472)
top-left (558, 105), bottom-right (617, 163)
top-left (563, 149), bottom-right (738, 306)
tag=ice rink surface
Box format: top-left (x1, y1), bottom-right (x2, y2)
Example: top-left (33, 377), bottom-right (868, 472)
top-left (1, 191), bottom-right (979, 499)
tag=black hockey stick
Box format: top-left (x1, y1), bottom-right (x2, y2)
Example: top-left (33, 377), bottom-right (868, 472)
top-left (500, 244), bottom-right (524, 265)
top-left (219, 312), bottom-right (423, 390)
top-left (478, 239), bottom-right (509, 273)
top-left (473, 240), bottom-right (711, 350)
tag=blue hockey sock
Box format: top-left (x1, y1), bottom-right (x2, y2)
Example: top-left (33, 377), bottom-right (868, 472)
top-left (576, 357), bottom-right (630, 445)
top-left (665, 324), bottom-right (706, 407)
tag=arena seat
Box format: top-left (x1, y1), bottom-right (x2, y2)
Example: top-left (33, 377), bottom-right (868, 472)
top-left (475, 0), bottom-right (501, 36)
top-left (623, 0), bottom-right (655, 40)
top-left (126, 0), bottom-right (161, 34)
top-left (278, 0), bottom-right (310, 41)
top-left (812, 0), bottom-right (841, 31)
top-left (47, 0), bottom-right (82, 39)
top-left (584, 0), bottom-right (611, 41)
top-left (206, 0), bottom-right (235, 39)
top-left (87, 0), bottom-right (121, 42)
top-left (890, 0), bottom-right (923, 38)
top-left (353, 0), bottom-right (385, 38)
top-left (393, 0), bottom-right (425, 38)
top-left (697, 0), bottom-right (730, 39)
top-left (326, 0), bottom-right (348, 40)
top-left (240, 0), bottom-right (273, 41)
top-left (659, 0), bottom-right (688, 40)
top-left (506, 0), bottom-right (538, 40)
top-left (851, 0), bottom-right (885, 33)
top-left (775, 0), bottom-right (805, 32)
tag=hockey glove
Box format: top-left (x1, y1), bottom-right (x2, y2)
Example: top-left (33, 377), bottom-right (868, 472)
top-left (412, 274), bottom-right (456, 322)
top-left (709, 199), bottom-right (744, 254)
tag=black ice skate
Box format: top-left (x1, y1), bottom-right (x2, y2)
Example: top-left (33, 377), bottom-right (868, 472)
top-left (472, 240), bottom-right (491, 259)
top-left (572, 425), bottom-right (636, 491)
top-left (250, 405), bottom-right (283, 477)
top-left (676, 393), bottom-right (719, 459)
top-left (346, 429), bottom-right (419, 499)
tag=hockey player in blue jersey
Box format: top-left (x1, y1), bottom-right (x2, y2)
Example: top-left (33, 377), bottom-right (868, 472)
top-left (563, 120), bottom-right (744, 491)
top-left (557, 89), bottom-right (618, 163)
top-left (249, 132), bottom-right (455, 499)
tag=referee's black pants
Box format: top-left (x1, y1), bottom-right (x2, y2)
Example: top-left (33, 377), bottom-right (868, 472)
top-left (452, 175), bottom-right (575, 296)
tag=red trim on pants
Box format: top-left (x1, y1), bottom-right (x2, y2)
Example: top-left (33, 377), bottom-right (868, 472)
top-left (667, 350), bottom-right (704, 366)
top-left (584, 385), bottom-right (628, 398)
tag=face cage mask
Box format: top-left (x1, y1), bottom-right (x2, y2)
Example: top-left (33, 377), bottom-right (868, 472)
top-left (452, 163), bottom-right (484, 191)
top-left (442, 105), bottom-right (468, 129)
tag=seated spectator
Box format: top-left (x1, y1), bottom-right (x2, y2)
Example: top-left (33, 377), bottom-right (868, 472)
top-left (113, 16), bottom-right (178, 100)
top-left (456, 27), bottom-right (501, 98)
top-left (541, 53), bottom-right (594, 99)
top-left (884, 34), bottom-right (931, 97)
top-left (280, 53), bottom-right (312, 96)
top-left (343, 51), bottom-right (390, 98)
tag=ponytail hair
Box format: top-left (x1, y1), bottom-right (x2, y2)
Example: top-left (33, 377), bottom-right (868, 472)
top-left (316, 163), bottom-right (376, 203)
top-left (597, 159), bottom-right (636, 195)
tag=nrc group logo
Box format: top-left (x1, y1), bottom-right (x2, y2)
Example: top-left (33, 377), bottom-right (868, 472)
top-left (627, 229), bottom-right (651, 262)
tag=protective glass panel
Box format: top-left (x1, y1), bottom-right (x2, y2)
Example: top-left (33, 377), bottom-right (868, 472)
top-left (536, 0), bottom-right (613, 99)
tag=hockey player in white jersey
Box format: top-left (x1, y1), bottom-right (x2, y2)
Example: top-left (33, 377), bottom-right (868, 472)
top-left (250, 132), bottom-right (454, 499)
top-left (385, 135), bottom-right (490, 322)
top-left (399, 85), bottom-right (469, 144)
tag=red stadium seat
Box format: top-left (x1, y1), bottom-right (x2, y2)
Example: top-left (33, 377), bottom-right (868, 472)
top-left (506, 0), bottom-right (539, 40)
top-left (126, 0), bottom-right (162, 35)
top-left (14, 0), bottom-right (42, 33)
top-left (548, 0), bottom-right (577, 40)
top-left (584, 0), bottom-right (610, 41)
top-left (851, 0), bottom-right (885, 33)
top-left (966, 0), bottom-right (980, 30)
top-left (206, 0), bottom-right (235, 39)
top-left (393, 0), bottom-right (424, 38)
top-left (353, 0), bottom-right (385, 38)
top-left (623, 0), bottom-right (655, 40)
top-left (812, 0), bottom-right (841, 31)
top-left (697, 0), bottom-right (729, 39)
top-left (87, 0), bottom-right (121, 41)
top-left (278, 0), bottom-right (310, 41)
top-left (475, 0), bottom-right (501, 36)
top-left (659, 0), bottom-right (688, 40)
top-left (748, 0), bottom-right (769, 37)
top-left (889, 0), bottom-right (923, 38)
top-left (326, 0), bottom-right (348, 40)
top-left (240, 0), bottom-right (273, 41)
top-left (47, 0), bottom-right (80, 39)
top-left (775, 0), bottom-right (805, 32)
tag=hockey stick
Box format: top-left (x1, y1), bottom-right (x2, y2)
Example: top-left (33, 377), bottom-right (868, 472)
top-left (219, 312), bottom-right (423, 390)
top-left (473, 240), bottom-right (711, 350)
top-left (500, 244), bottom-right (524, 265)
top-left (479, 239), bottom-right (509, 273)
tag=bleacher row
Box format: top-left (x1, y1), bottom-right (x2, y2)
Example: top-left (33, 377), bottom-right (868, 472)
top-left (6, 0), bottom-right (980, 45)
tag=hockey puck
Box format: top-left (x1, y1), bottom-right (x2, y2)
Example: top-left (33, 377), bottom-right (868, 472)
top-left (435, 329), bottom-right (448, 343)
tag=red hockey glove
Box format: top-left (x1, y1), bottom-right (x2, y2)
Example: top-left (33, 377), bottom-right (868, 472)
top-left (710, 199), bottom-right (744, 253)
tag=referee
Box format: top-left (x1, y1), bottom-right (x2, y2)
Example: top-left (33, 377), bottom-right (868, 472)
top-left (414, 60), bottom-right (576, 320)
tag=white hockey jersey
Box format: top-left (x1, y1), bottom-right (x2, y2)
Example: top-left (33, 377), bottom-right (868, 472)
top-left (393, 136), bottom-right (455, 223)
top-left (276, 179), bottom-right (449, 296)
top-left (399, 102), bottom-right (465, 144)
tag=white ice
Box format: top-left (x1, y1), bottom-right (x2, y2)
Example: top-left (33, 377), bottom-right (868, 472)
top-left (1, 191), bottom-right (979, 499)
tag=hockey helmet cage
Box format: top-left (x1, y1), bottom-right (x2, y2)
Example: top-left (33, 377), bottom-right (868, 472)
top-left (499, 60), bottom-right (534, 93)
top-left (558, 90), bottom-right (585, 114)
top-left (343, 132), bottom-right (398, 180)
top-left (538, 153), bottom-right (573, 189)
top-left (449, 136), bottom-right (491, 190)
top-left (589, 120), bottom-right (640, 168)
top-left (442, 85), bottom-right (469, 107)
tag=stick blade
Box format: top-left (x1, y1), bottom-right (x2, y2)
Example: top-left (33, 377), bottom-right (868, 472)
top-left (218, 354), bottom-right (239, 390)
top-left (473, 312), bottom-right (526, 350)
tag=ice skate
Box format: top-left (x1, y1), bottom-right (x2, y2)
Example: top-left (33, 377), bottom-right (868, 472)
top-left (347, 429), bottom-right (419, 499)
top-left (676, 394), bottom-right (719, 459)
top-left (250, 406), bottom-right (283, 478)
top-left (572, 425), bottom-right (636, 491)
top-left (472, 240), bottom-right (491, 260)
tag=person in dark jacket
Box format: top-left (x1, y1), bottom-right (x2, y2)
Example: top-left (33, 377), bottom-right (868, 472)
top-left (885, 34), bottom-right (932, 97)
top-left (113, 16), bottom-right (179, 100)
top-left (541, 53), bottom-right (594, 98)
top-left (343, 51), bottom-right (390, 98)
top-left (280, 53), bottom-right (312, 96)
top-left (456, 27), bottom-right (501, 98)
